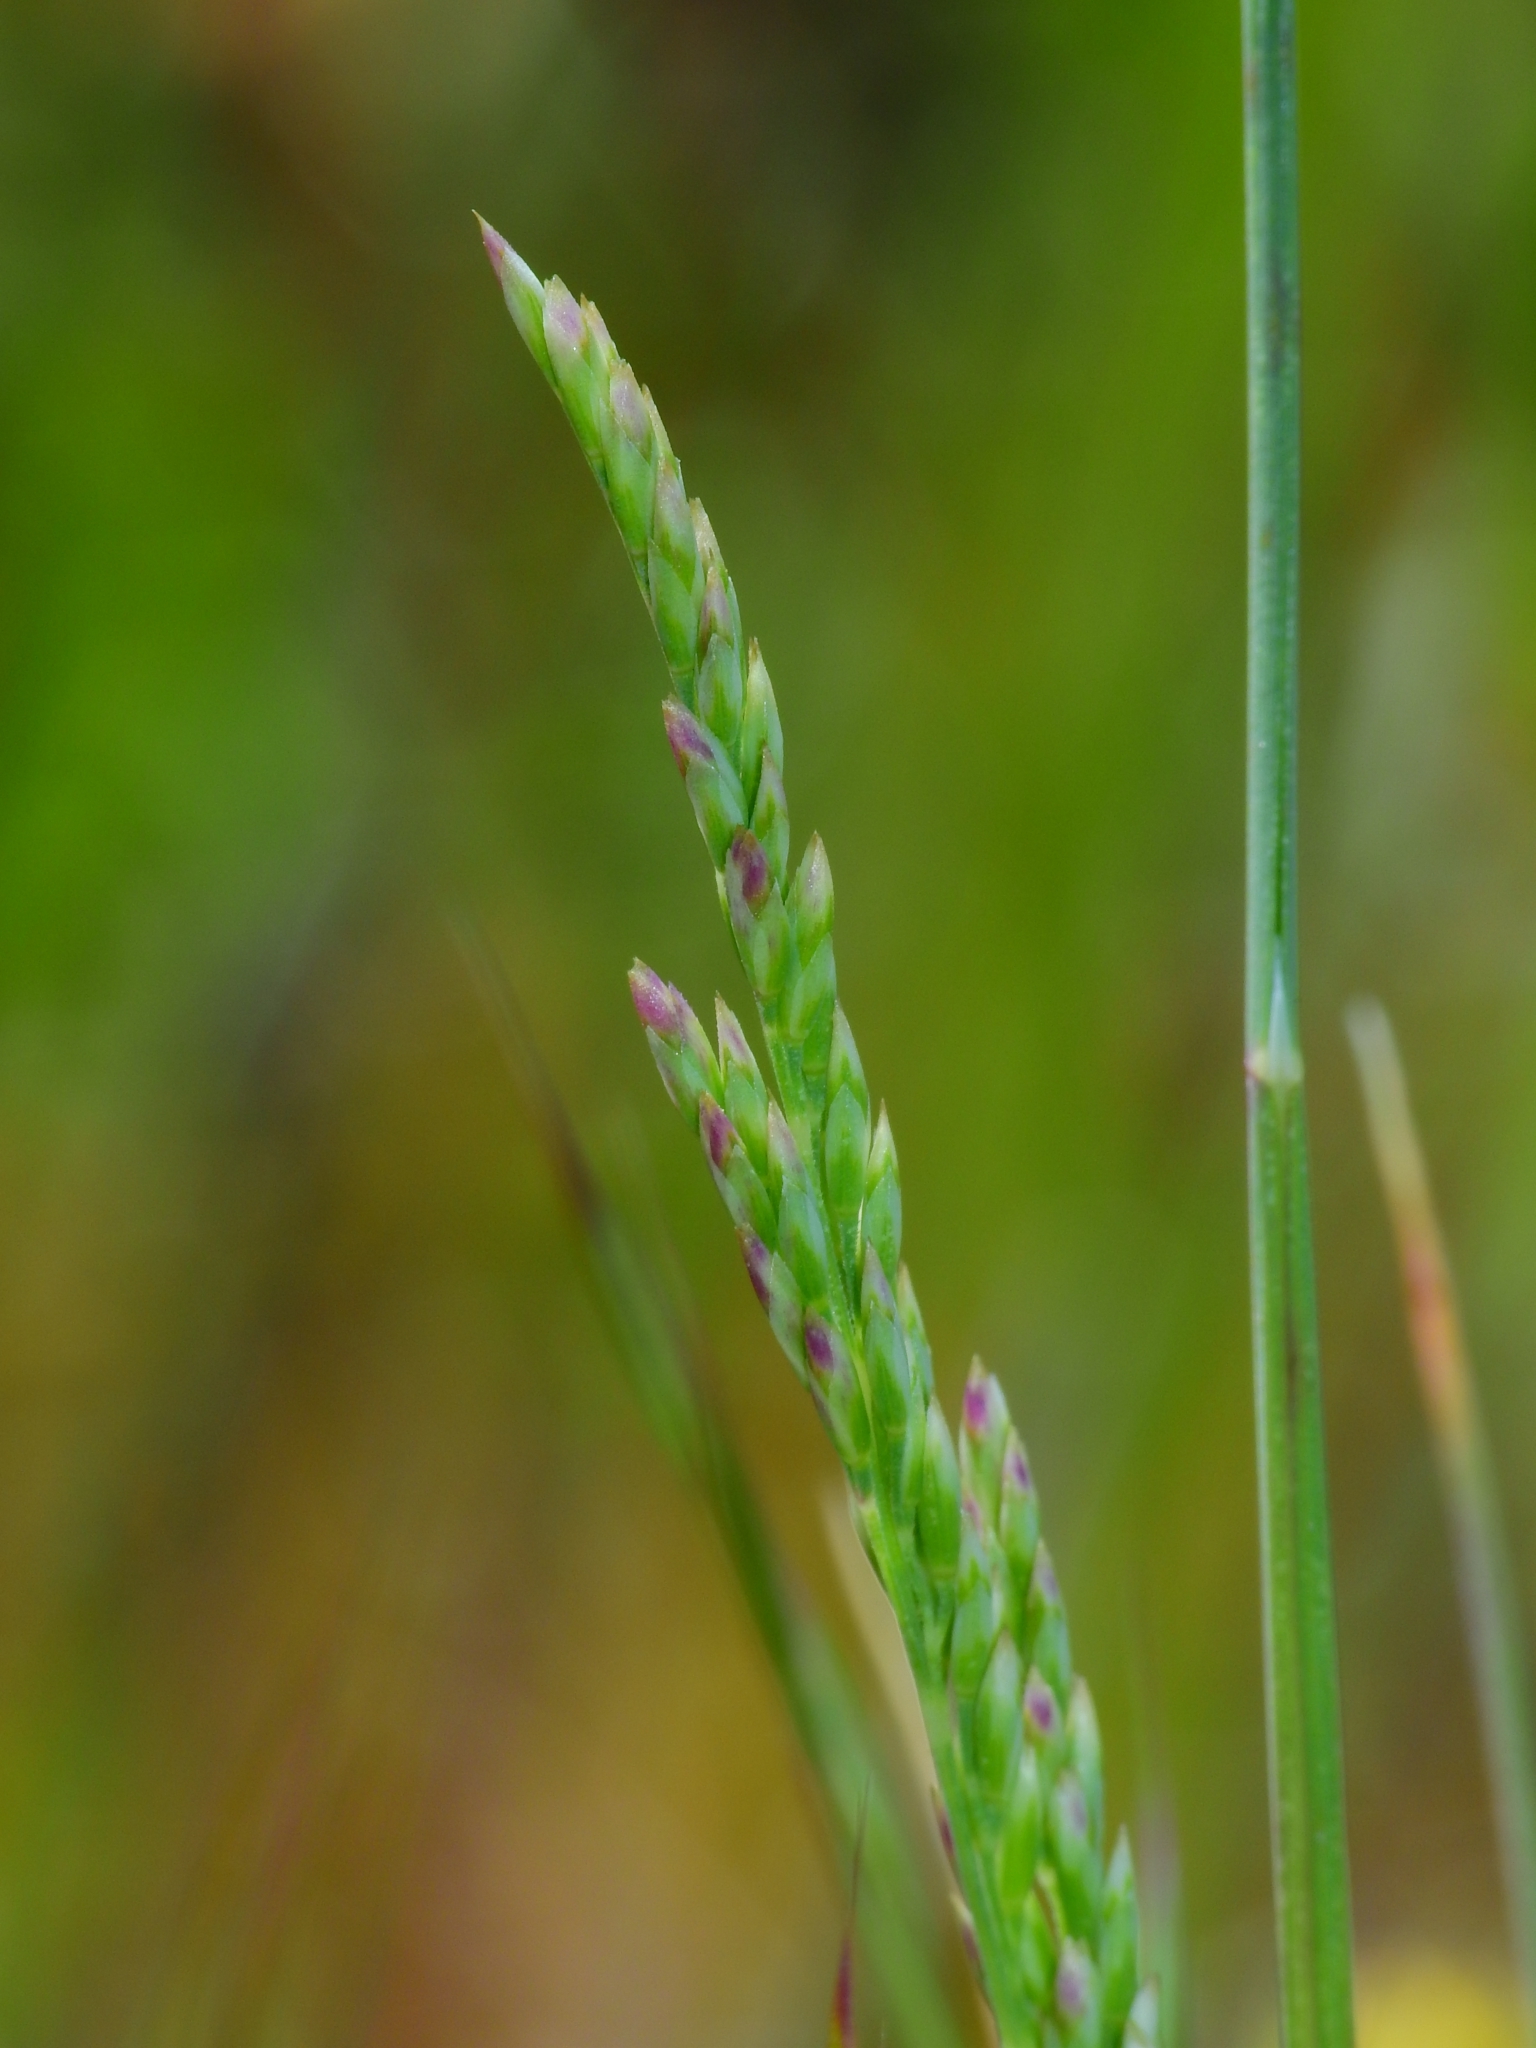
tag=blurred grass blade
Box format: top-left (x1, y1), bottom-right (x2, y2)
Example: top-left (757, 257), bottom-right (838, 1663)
top-left (1125, 1632), bottom-right (1191, 2048)
top-left (456, 921), bottom-right (968, 2048)
top-left (1241, 2), bottom-right (1356, 2041)
top-left (1346, 998), bottom-right (1536, 2042)
top-left (828, 1922), bottom-right (856, 2048)
top-left (828, 1794), bottom-right (868, 2048)
top-left (1136, 1788), bottom-right (1188, 2048)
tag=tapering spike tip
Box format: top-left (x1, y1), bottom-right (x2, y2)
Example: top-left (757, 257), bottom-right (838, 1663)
top-left (476, 215), bottom-right (554, 385)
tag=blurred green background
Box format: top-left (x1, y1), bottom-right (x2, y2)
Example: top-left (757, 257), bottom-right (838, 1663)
top-left (4, 0), bottom-right (1536, 2040)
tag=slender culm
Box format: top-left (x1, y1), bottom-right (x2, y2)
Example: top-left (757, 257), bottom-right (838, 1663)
top-left (480, 213), bottom-right (1159, 2048)
top-left (1239, 6), bottom-right (1355, 2044)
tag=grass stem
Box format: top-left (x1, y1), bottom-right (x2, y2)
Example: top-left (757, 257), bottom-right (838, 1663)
top-left (1241, 4), bottom-right (1356, 2041)
top-left (1347, 999), bottom-right (1536, 2046)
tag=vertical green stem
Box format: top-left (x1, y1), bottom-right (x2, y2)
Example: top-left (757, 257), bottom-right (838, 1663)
top-left (1348, 1000), bottom-right (1536, 2047)
top-left (1241, 5), bottom-right (1356, 2045)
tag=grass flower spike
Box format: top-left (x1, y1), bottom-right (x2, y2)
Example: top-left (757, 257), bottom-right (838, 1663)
top-left (482, 215), bottom-right (1157, 2048)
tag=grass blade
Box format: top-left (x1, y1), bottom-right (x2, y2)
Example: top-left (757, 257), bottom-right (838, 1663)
top-left (1346, 998), bottom-right (1536, 2043)
top-left (1241, 3), bottom-right (1356, 2041)
top-left (456, 922), bottom-right (969, 2048)
top-left (828, 1796), bottom-right (868, 2048)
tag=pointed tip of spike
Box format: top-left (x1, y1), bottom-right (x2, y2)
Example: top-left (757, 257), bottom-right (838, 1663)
top-left (476, 215), bottom-right (555, 384)
top-left (698, 1094), bottom-right (735, 1173)
top-left (474, 212), bottom-right (534, 285)
top-left (714, 995), bottom-right (755, 1075)
top-left (474, 210), bottom-right (506, 268)
top-left (867, 1100), bottom-right (895, 1167)
top-left (962, 1358), bottom-right (1005, 1441)
top-left (627, 960), bottom-right (678, 1037)
top-left (661, 695), bottom-right (712, 772)
top-left (475, 214), bottom-right (540, 302)
top-left (1054, 1942), bottom-right (1093, 2026)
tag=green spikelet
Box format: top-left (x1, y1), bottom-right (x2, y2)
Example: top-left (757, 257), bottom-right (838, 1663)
top-left (483, 222), bottom-right (1156, 2048)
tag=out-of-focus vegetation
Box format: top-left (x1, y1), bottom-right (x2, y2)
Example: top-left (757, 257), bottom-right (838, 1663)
top-left (2, 1), bottom-right (1536, 2042)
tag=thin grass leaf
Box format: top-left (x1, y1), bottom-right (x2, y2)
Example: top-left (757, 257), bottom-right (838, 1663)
top-left (456, 922), bottom-right (969, 2048)
top-left (829, 1926), bottom-right (856, 2048)
top-left (828, 1794), bottom-right (869, 2048)
top-left (479, 220), bottom-right (1160, 2045)
top-left (1347, 997), bottom-right (1536, 2046)
top-left (1240, 4), bottom-right (1356, 2041)
top-left (1123, 1630), bottom-right (1190, 2048)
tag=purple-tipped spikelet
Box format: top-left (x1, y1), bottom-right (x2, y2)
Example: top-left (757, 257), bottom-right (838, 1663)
top-left (661, 697), bottom-right (714, 774)
top-left (999, 1434), bottom-right (1040, 1598)
top-left (960, 1360), bottom-right (1010, 1529)
top-left (723, 830), bottom-right (790, 1000)
top-left (630, 962), bottom-right (719, 1128)
top-left (738, 1229), bottom-right (807, 1385)
top-left (698, 568), bottom-right (733, 653)
top-left (1024, 1669), bottom-right (1063, 1751)
top-left (483, 224), bottom-right (1159, 2048)
top-left (805, 1312), bottom-right (873, 1482)
top-left (698, 1096), bottom-right (775, 1243)
top-left (628, 960), bottom-right (681, 1037)
top-left (662, 699), bottom-right (747, 865)
top-left (1054, 1940), bottom-right (1101, 2046)
top-left (741, 1228), bottom-right (774, 1311)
